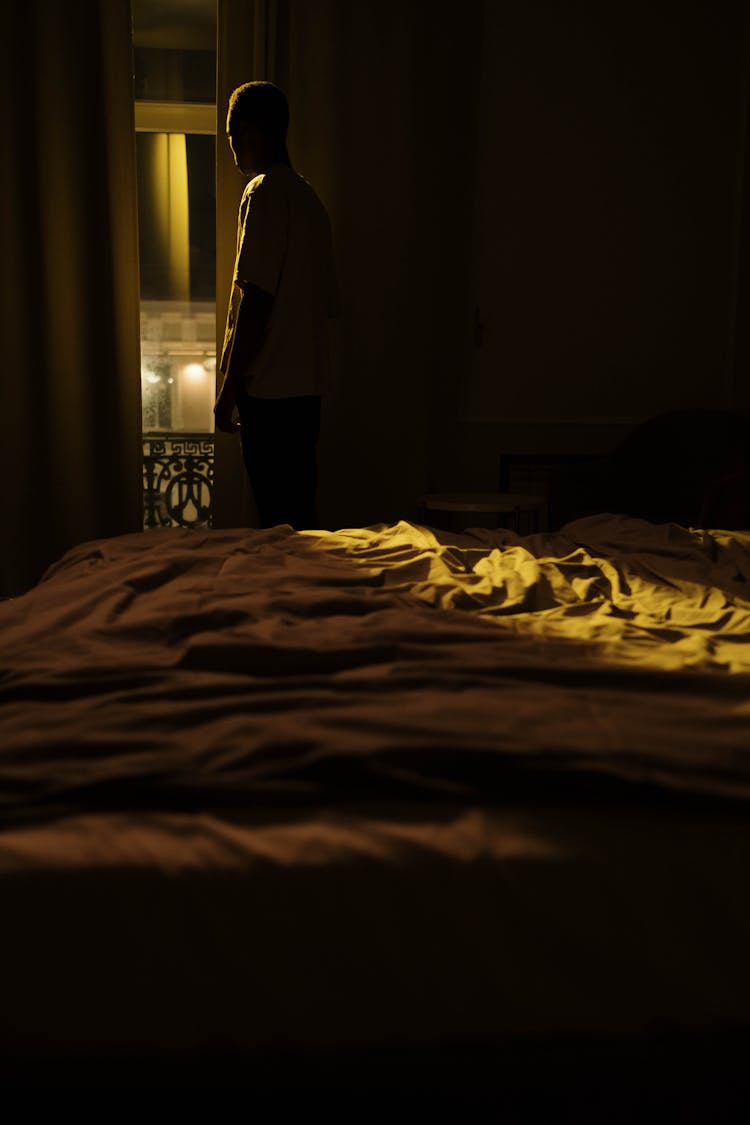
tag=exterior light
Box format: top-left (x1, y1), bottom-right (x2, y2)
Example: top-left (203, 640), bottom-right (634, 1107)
top-left (183, 362), bottom-right (205, 381)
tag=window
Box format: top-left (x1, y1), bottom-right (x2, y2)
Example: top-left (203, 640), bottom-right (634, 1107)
top-left (132, 0), bottom-right (217, 529)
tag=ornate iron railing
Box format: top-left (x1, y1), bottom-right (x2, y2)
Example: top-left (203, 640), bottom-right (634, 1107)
top-left (142, 432), bottom-right (214, 529)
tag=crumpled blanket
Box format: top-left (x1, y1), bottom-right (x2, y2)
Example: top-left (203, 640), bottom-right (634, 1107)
top-left (1, 512), bottom-right (749, 823)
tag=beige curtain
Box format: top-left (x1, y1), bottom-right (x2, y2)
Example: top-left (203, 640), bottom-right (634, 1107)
top-left (0, 0), bottom-right (142, 596)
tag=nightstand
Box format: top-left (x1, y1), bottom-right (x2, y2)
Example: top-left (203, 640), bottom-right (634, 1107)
top-left (418, 492), bottom-right (547, 534)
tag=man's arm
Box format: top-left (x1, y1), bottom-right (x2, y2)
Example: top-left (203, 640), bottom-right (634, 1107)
top-left (214, 282), bottom-right (274, 433)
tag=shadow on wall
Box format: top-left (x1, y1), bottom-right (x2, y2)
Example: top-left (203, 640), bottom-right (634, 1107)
top-left (552, 409), bottom-right (750, 532)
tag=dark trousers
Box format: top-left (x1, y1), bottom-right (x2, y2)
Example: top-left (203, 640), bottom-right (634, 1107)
top-left (235, 385), bottom-right (322, 530)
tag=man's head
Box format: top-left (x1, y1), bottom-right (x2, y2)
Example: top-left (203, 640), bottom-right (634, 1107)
top-left (226, 81), bottom-right (289, 176)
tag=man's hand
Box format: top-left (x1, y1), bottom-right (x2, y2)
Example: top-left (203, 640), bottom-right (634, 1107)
top-left (214, 281), bottom-right (273, 435)
top-left (214, 388), bottom-right (240, 434)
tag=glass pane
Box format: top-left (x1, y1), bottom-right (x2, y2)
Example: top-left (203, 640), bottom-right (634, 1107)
top-left (134, 47), bottom-right (216, 103)
top-left (133, 1), bottom-right (217, 531)
top-left (136, 132), bottom-right (215, 302)
top-left (137, 129), bottom-right (216, 439)
top-left (132, 0), bottom-right (216, 101)
top-left (139, 299), bottom-right (216, 434)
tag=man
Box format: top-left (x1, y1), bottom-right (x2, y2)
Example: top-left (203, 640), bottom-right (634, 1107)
top-left (215, 81), bottom-right (338, 530)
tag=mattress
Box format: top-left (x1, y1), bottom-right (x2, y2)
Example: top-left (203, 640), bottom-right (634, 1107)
top-left (1, 800), bottom-right (749, 1056)
top-left (1, 514), bottom-right (749, 1077)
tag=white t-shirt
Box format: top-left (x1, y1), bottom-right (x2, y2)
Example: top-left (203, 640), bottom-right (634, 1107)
top-left (219, 163), bottom-right (339, 399)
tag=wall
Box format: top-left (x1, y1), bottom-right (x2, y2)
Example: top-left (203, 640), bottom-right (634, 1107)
top-left (454, 0), bottom-right (750, 492)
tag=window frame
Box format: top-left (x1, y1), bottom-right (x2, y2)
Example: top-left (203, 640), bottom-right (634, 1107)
top-left (134, 100), bottom-right (216, 135)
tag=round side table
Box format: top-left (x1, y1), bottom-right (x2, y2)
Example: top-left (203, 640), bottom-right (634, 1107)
top-left (418, 492), bottom-right (547, 534)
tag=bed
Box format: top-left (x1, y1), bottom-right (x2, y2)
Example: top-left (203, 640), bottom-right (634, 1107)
top-left (1, 513), bottom-right (749, 1113)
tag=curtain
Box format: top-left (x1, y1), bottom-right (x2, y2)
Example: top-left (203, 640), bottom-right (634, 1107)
top-left (0, 0), bottom-right (142, 597)
top-left (731, 6), bottom-right (750, 414)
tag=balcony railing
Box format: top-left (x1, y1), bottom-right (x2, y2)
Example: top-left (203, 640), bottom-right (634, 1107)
top-left (142, 432), bottom-right (214, 529)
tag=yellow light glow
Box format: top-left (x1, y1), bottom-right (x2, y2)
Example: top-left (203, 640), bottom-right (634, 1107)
top-left (144, 132), bottom-right (190, 300)
top-left (183, 363), bottom-right (206, 381)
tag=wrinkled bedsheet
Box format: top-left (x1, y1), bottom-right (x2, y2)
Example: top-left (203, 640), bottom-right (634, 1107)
top-left (3, 514), bottom-right (750, 1056)
top-left (1, 513), bottom-right (750, 822)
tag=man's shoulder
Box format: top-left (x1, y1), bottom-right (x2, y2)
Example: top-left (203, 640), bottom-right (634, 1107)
top-left (244, 166), bottom-right (320, 201)
top-left (287, 173), bottom-right (332, 229)
top-left (241, 172), bottom-right (289, 224)
top-left (242, 167), bottom-right (330, 230)
top-left (243, 172), bottom-right (268, 202)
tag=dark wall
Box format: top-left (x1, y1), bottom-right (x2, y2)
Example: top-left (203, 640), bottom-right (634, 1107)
top-left (456, 0), bottom-right (750, 490)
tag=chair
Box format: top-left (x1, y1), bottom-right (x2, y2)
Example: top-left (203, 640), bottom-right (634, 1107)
top-left (608, 408), bottom-right (750, 530)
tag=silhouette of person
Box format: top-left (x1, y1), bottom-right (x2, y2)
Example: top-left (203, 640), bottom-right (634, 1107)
top-left (215, 81), bottom-right (338, 530)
